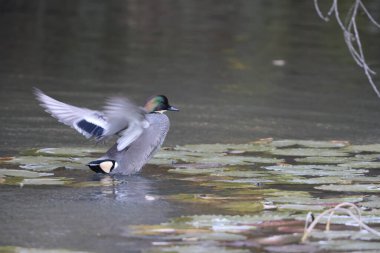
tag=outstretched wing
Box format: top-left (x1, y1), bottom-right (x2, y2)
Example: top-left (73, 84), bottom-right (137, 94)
top-left (103, 97), bottom-right (149, 151)
top-left (34, 88), bottom-right (108, 139)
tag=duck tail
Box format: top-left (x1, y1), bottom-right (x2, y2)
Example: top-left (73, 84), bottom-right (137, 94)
top-left (87, 159), bottom-right (117, 174)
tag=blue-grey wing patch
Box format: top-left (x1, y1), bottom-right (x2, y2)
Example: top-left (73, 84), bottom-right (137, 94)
top-left (76, 119), bottom-right (104, 138)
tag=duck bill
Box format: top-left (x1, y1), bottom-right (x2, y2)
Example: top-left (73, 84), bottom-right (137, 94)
top-left (168, 106), bottom-right (179, 111)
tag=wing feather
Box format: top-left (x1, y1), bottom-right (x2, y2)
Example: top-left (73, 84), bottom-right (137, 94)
top-left (34, 88), bottom-right (108, 139)
top-left (35, 89), bottom-right (149, 147)
top-left (102, 97), bottom-right (149, 151)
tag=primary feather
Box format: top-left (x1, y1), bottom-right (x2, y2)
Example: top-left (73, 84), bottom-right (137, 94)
top-left (34, 89), bottom-right (148, 149)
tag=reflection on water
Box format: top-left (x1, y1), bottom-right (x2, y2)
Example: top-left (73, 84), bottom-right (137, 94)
top-left (91, 175), bottom-right (153, 202)
top-left (1, 0), bottom-right (380, 252)
top-left (0, 167), bottom-right (177, 252)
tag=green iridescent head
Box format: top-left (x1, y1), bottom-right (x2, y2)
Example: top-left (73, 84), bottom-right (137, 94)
top-left (144, 95), bottom-right (179, 113)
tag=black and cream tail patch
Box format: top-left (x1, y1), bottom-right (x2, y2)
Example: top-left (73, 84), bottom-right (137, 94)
top-left (87, 159), bottom-right (117, 174)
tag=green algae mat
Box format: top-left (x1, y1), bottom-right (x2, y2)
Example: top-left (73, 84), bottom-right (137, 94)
top-left (2, 139), bottom-right (380, 252)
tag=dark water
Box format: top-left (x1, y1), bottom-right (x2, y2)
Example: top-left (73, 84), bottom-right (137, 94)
top-left (1, 0), bottom-right (380, 252)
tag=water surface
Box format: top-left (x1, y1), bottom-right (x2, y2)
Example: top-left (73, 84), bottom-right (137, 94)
top-left (1, 1), bottom-right (380, 252)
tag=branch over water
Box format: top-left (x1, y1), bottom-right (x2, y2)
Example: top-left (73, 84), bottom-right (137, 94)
top-left (314, 0), bottom-right (380, 98)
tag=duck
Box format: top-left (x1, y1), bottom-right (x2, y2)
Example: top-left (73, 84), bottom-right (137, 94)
top-left (34, 88), bottom-right (178, 175)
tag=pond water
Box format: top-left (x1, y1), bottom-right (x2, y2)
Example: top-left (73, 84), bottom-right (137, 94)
top-left (1, 0), bottom-right (380, 252)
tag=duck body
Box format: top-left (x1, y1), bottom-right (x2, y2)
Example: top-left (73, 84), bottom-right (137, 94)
top-left (100, 113), bottom-right (170, 175)
top-left (34, 89), bottom-right (177, 175)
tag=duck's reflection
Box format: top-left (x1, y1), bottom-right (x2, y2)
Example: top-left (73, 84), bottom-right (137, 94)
top-left (88, 173), bottom-right (156, 202)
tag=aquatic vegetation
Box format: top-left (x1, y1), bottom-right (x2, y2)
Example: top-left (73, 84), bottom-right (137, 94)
top-left (270, 139), bottom-right (349, 148)
top-left (0, 246), bottom-right (93, 253)
top-left (270, 148), bottom-right (350, 157)
top-left (174, 143), bottom-right (273, 153)
top-left (338, 161), bottom-right (380, 169)
top-left (34, 147), bottom-right (105, 157)
top-left (6, 156), bottom-right (91, 171)
top-left (3, 139), bottom-right (380, 252)
top-left (315, 184), bottom-right (380, 193)
top-left (0, 168), bottom-right (53, 178)
top-left (20, 178), bottom-right (70, 186)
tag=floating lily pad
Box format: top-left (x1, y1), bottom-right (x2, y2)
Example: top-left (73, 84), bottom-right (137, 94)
top-left (264, 164), bottom-right (367, 177)
top-left (184, 213), bottom-right (303, 229)
top-left (199, 181), bottom-right (268, 190)
top-left (174, 143), bottom-right (272, 154)
top-left (268, 190), bottom-right (314, 199)
top-left (6, 156), bottom-right (90, 171)
top-left (146, 245), bottom-right (251, 253)
top-left (338, 161), bottom-right (380, 169)
top-left (295, 156), bottom-right (357, 164)
top-left (303, 212), bottom-right (380, 225)
top-left (321, 184), bottom-right (380, 193)
top-left (35, 147), bottom-right (105, 157)
top-left (315, 184), bottom-right (380, 193)
top-left (289, 176), bottom-right (352, 185)
top-left (270, 139), bottom-right (349, 148)
top-left (0, 246), bottom-right (92, 253)
top-left (166, 232), bottom-right (248, 242)
top-left (220, 201), bottom-right (264, 213)
top-left (255, 234), bottom-right (301, 245)
top-left (150, 150), bottom-right (218, 165)
top-left (183, 155), bottom-right (283, 166)
top-left (130, 224), bottom-right (204, 236)
top-left (0, 156), bottom-right (14, 162)
top-left (270, 148), bottom-right (349, 157)
top-left (350, 176), bottom-right (380, 183)
top-left (0, 176), bottom-right (22, 185)
top-left (0, 169), bottom-right (53, 178)
top-left (20, 178), bottom-right (71, 186)
top-left (1, 174), bottom-right (71, 187)
top-left (166, 193), bottom-right (262, 204)
top-left (309, 230), bottom-right (380, 241)
top-left (156, 149), bottom-right (220, 158)
top-left (265, 195), bottom-right (363, 205)
top-left (347, 144), bottom-right (380, 153)
top-left (359, 195), bottom-right (380, 209)
top-left (218, 178), bottom-right (274, 184)
top-left (166, 194), bottom-right (224, 204)
top-left (310, 240), bottom-right (380, 251)
top-left (296, 154), bottom-right (380, 164)
top-left (211, 170), bottom-right (269, 178)
top-left (69, 180), bottom-right (115, 188)
top-left (277, 204), bottom-right (325, 211)
top-left (264, 244), bottom-right (318, 253)
top-left (168, 167), bottom-right (227, 175)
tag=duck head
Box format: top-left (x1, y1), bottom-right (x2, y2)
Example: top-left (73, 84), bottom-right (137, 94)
top-left (144, 95), bottom-right (179, 113)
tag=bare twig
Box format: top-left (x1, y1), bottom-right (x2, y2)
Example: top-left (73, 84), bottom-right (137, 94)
top-left (302, 202), bottom-right (380, 242)
top-left (314, 0), bottom-right (380, 98)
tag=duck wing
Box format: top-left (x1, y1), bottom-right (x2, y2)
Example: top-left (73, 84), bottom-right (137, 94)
top-left (102, 97), bottom-right (149, 151)
top-left (34, 88), bottom-right (108, 139)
